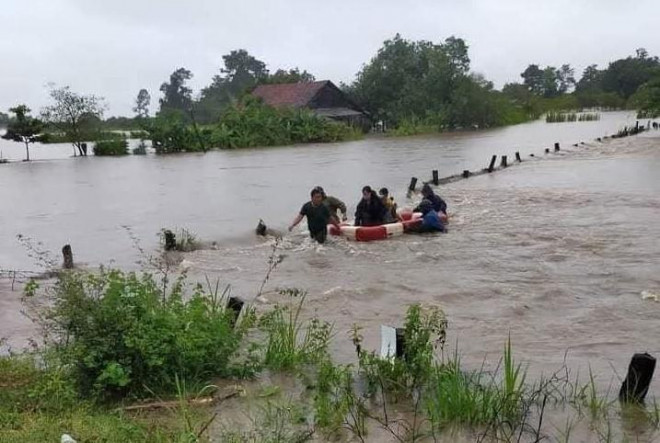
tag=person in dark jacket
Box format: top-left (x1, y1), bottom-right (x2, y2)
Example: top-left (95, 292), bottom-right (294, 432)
top-left (355, 186), bottom-right (388, 226)
top-left (415, 183), bottom-right (448, 219)
top-left (407, 199), bottom-right (445, 233)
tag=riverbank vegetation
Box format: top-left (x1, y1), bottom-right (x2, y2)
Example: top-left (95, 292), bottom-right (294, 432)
top-left (2, 250), bottom-right (660, 442)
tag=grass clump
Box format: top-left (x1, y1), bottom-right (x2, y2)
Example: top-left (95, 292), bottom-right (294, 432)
top-left (260, 288), bottom-right (333, 371)
top-left (93, 139), bottom-right (129, 156)
top-left (546, 111), bottom-right (600, 123)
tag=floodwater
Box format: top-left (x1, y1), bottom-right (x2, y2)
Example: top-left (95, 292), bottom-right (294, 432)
top-left (0, 111), bottom-right (643, 271)
top-left (2, 112), bottom-right (660, 440)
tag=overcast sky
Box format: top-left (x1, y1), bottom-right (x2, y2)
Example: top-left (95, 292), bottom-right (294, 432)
top-left (1, 0), bottom-right (658, 116)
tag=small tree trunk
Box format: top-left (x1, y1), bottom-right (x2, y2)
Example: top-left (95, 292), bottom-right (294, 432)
top-left (24, 140), bottom-right (30, 162)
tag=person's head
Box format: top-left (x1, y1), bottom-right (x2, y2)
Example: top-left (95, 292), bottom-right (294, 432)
top-left (362, 185), bottom-right (372, 200)
top-left (314, 185), bottom-right (326, 198)
top-left (379, 187), bottom-right (389, 198)
top-left (421, 183), bottom-right (434, 198)
top-left (311, 187), bottom-right (324, 205)
top-left (418, 199), bottom-right (433, 215)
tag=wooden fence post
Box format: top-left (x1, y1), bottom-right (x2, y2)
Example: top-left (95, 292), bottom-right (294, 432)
top-left (619, 353), bottom-right (656, 403)
top-left (487, 155), bottom-right (497, 172)
top-left (62, 244), bottom-right (74, 269)
top-left (408, 177), bottom-right (418, 192)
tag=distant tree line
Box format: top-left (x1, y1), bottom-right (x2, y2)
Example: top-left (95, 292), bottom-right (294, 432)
top-left (503, 48), bottom-right (660, 118)
top-left (4, 39), bottom-right (660, 160)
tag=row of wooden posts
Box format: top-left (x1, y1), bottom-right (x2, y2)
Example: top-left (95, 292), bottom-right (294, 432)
top-left (408, 141), bottom-right (563, 192)
top-left (409, 118), bottom-right (660, 193)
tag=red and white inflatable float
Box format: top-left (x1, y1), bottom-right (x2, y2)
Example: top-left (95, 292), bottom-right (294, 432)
top-left (328, 210), bottom-right (422, 242)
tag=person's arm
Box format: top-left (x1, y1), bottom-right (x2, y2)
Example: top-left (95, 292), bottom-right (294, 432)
top-left (325, 206), bottom-right (340, 228)
top-left (288, 213), bottom-right (304, 231)
top-left (336, 198), bottom-right (348, 221)
top-left (354, 202), bottom-right (362, 226)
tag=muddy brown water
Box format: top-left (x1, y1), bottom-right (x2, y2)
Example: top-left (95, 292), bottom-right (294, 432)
top-left (2, 112), bottom-right (660, 441)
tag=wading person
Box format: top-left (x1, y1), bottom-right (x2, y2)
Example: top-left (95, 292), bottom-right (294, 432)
top-left (315, 186), bottom-right (348, 222)
top-left (406, 199), bottom-right (445, 233)
top-left (415, 183), bottom-right (448, 221)
top-left (355, 185), bottom-right (388, 226)
top-left (288, 187), bottom-right (337, 244)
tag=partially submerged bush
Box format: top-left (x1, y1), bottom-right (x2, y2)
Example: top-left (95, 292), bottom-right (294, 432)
top-left (159, 228), bottom-right (200, 252)
top-left (47, 269), bottom-right (253, 399)
top-left (93, 139), bottom-right (129, 156)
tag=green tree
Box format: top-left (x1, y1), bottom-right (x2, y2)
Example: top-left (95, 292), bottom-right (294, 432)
top-left (630, 75), bottom-right (660, 117)
top-left (263, 68), bottom-right (315, 84)
top-left (541, 66), bottom-right (559, 98)
top-left (0, 111), bottom-right (9, 126)
top-left (348, 34), bottom-right (472, 124)
top-left (133, 88), bottom-right (151, 118)
top-left (601, 49), bottom-right (660, 99)
top-left (576, 64), bottom-right (603, 92)
top-left (557, 64), bottom-right (576, 94)
top-left (198, 50), bottom-right (269, 122)
top-left (1, 105), bottom-right (43, 161)
top-left (520, 64), bottom-right (544, 95)
top-left (41, 85), bottom-right (106, 156)
top-left (159, 68), bottom-right (193, 115)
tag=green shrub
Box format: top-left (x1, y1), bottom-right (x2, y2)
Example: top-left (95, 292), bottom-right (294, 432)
top-left (93, 139), bottom-right (129, 156)
top-left (47, 269), bottom-right (253, 399)
top-left (142, 112), bottom-right (204, 154)
top-left (210, 97), bottom-right (362, 149)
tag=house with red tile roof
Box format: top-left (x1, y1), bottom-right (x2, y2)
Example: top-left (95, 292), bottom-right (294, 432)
top-left (251, 80), bottom-right (370, 130)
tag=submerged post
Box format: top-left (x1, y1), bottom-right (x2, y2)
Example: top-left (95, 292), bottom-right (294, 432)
top-left (487, 155), bottom-right (497, 173)
top-left (408, 177), bottom-right (418, 192)
top-left (515, 152), bottom-right (522, 162)
top-left (462, 170), bottom-right (470, 178)
top-left (256, 219), bottom-right (267, 236)
top-left (62, 244), bottom-right (74, 269)
top-left (619, 353), bottom-right (656, 403)
top-left (432, 170), bottom-right (439, 185)
top-left (554, 142), bottom-right (560, 152)
top-left (500, 155), bottom-right (508, 168)
top-left (227, 297), bottom-right (245, 327)
top-left (395, 328), bottom-right (406, 359)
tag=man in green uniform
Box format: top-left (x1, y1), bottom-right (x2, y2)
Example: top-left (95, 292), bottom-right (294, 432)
top-left (315, 186), bottom-right (348, 222)
top-left (288, 187), bottom-right (337, 244)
